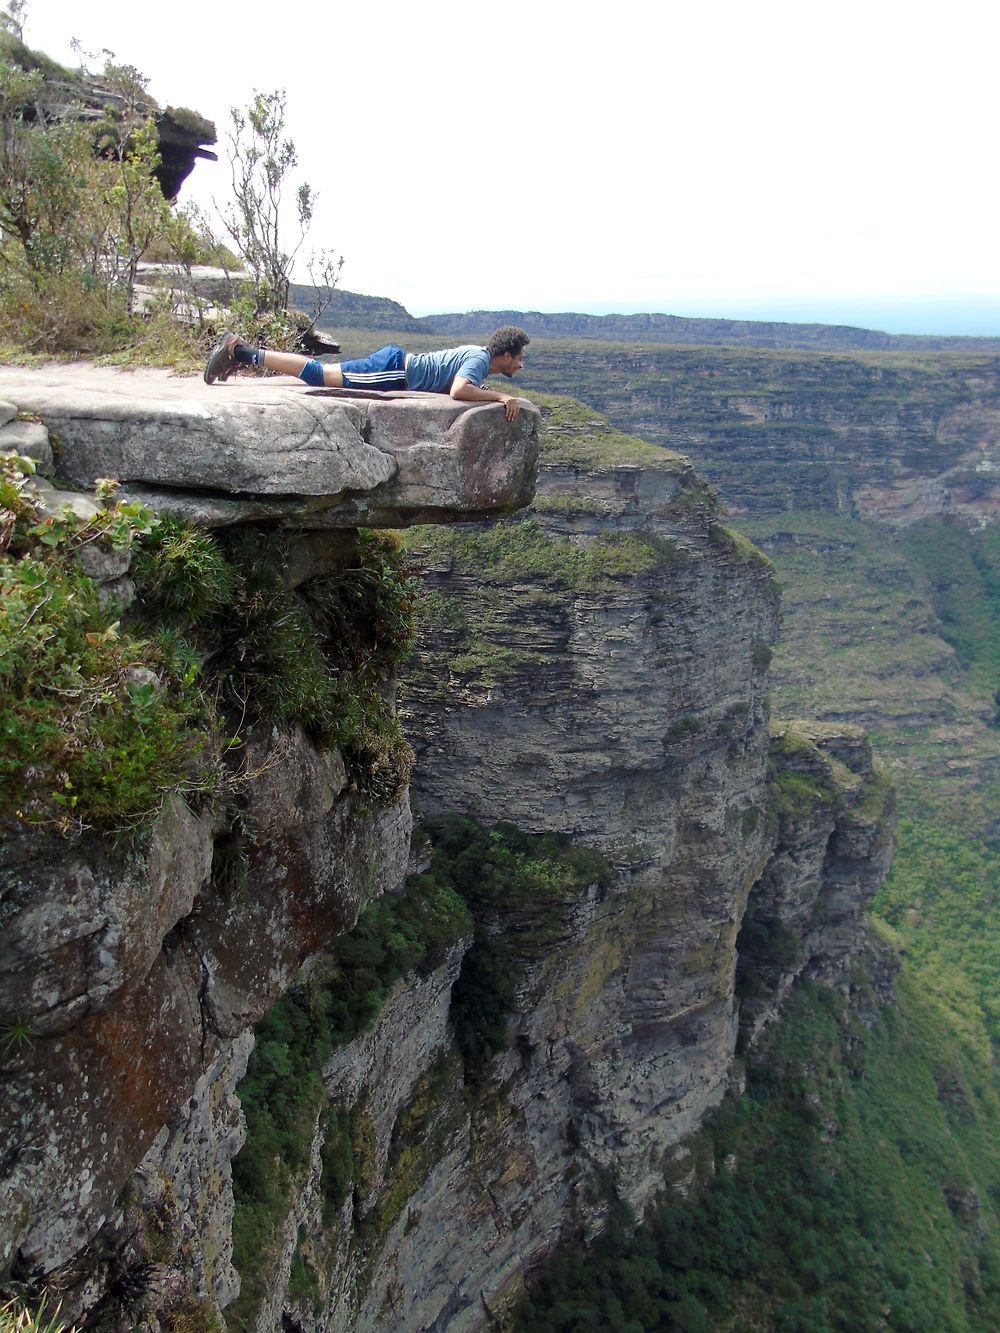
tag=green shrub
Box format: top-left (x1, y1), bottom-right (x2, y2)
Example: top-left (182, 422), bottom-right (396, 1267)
top-left (752, 640), bottom-right (773, 671)
top-left (2, 456), bottom-right (418, 833)
top-left (665, 715), bottom-right (701, 743)
top-left (0, 50), bottom-right (253, 365)
top-left (0, 55), bottom-right (171, 353)
top-left (419, 815), bottom-right (612, 1083)
top-left (134, 523), bottom-right (417, 804)
top-left (0, 462), bottom-right (216, 834)
top-left (131, 514), bottom-right (237, 620)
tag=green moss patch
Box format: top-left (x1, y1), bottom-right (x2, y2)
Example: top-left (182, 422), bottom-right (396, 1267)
top-left (529, 392), bottom-right (688, 471)
top-left (405, 519), bottom-right (684, 593)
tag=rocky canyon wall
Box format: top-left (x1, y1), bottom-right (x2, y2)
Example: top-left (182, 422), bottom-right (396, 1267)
top-left (494, 343), bottom-right (1000, 527)
top-left (0, 379), bottom-right (893, 1332)
top-left (201, 398), bottom-right (892, 1331)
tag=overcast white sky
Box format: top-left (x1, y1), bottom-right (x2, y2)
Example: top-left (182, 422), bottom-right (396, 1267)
top-left (22, 0), bottom-right (1000, 333)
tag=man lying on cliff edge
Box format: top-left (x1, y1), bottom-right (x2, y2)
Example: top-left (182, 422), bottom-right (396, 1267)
top-left (203, 325), bottom-right (531, 421)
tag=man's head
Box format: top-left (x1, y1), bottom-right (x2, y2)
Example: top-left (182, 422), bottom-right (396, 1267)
top-left (486, 326), bottom-right (530, 377)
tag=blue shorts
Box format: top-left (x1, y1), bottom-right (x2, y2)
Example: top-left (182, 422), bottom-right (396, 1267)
top-left (340, 344), bottom-right (407, 390)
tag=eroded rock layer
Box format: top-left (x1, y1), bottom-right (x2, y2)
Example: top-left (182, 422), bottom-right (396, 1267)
top-left (0, 740), bottom-right (410, 1281)
top-left (0, 392), bottom-right (894, 1332)
top-left (0, 367), bottom-right (539, 528)
top-left (206, 399), bottom-right (892, 1331)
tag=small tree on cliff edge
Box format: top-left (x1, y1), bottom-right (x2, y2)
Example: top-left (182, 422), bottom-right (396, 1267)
top-left (218, 89), bottom-right (341, 327)
top-left (0, 0), bottom-right (26, 40)
top-left (0, 37), bottom-right (173, 350)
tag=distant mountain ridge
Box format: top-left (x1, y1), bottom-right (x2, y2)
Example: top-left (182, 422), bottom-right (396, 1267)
top-left (414, 307), bottom-right (1000, 353)
top-left (286, 286), bottom-right (1000, 352)
top-left (288, 286), bottom-right (424, 333)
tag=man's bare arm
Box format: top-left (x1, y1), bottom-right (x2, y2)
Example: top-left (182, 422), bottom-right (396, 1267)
top-left (450, 377), bottom-right (521, 421)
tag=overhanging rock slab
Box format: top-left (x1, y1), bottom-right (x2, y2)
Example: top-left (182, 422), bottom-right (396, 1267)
top-left (0, 365), bottom-right (539, 527)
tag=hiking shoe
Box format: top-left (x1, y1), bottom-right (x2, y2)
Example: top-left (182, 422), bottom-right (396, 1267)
top-left (204, 331), bottom-right (240, 384)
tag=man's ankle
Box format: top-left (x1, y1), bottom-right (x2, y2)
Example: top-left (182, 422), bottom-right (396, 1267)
top-left (233, 342), bottom-right (264, 368)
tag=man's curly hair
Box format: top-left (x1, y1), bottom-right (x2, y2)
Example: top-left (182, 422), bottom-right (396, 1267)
top-left (486, 326), bottom-right (530, 358)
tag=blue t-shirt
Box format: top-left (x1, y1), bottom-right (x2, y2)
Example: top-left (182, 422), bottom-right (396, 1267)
top-left (406, 345), bottom-right (490, 393)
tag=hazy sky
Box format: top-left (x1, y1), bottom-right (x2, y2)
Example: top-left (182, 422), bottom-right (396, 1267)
top-left (22, 0), bottom-right (1000, 333)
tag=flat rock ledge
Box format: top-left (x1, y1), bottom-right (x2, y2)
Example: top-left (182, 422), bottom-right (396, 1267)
top-left (0, 365), bottom-right (539, 528)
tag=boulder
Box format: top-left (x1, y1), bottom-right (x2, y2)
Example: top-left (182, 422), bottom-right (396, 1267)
top-left (0, 417), bottom-right (52, 471)
top-left (0, 365), bottom-right (538, 528)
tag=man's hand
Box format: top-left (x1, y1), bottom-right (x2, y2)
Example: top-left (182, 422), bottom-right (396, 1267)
top-left (450, 377), bottom-right (522, 420)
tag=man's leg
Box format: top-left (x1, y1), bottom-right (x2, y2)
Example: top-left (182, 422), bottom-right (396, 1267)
top-left (204, 332), bottom-right (343, 386)
top-left (259, 349), bottom-right (343, 385)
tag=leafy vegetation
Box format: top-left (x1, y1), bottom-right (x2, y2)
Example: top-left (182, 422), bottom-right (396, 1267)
top-left (0, 455), bottom-right (217, 834)
top-left (423, 815), bottom-right (612, 1081)
top-left (0, 28), bottom-right (334, 363)
top-left (0, 453), bottom-right (418, 835)
top-left (217, 88), bottom-right (340, 331)
top-left (875, 816), bottom-right (1000, 1049)
top-left (0, 40), bottom-right (211, 359)
top-left (228, 873), bottom-right (471, 1328)
top-left (134, 520), bottom-right (417, 804)
top-left (518, 972), bottom-right (1000, 1332)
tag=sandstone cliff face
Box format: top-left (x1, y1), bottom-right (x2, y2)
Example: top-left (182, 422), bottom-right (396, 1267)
top-left (0, 378), bottom-right (535, 1323)
top-left (0, 387), bottom-right (894, 1332)
top-left (737, 722), bottom-right (895, 1048)
top-left (0, 738), bottom-right (410, 1286)
top-left (207, 399), bottom-right (892, 1332)
top-left (500, 344), bottom-right (1000, 528)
